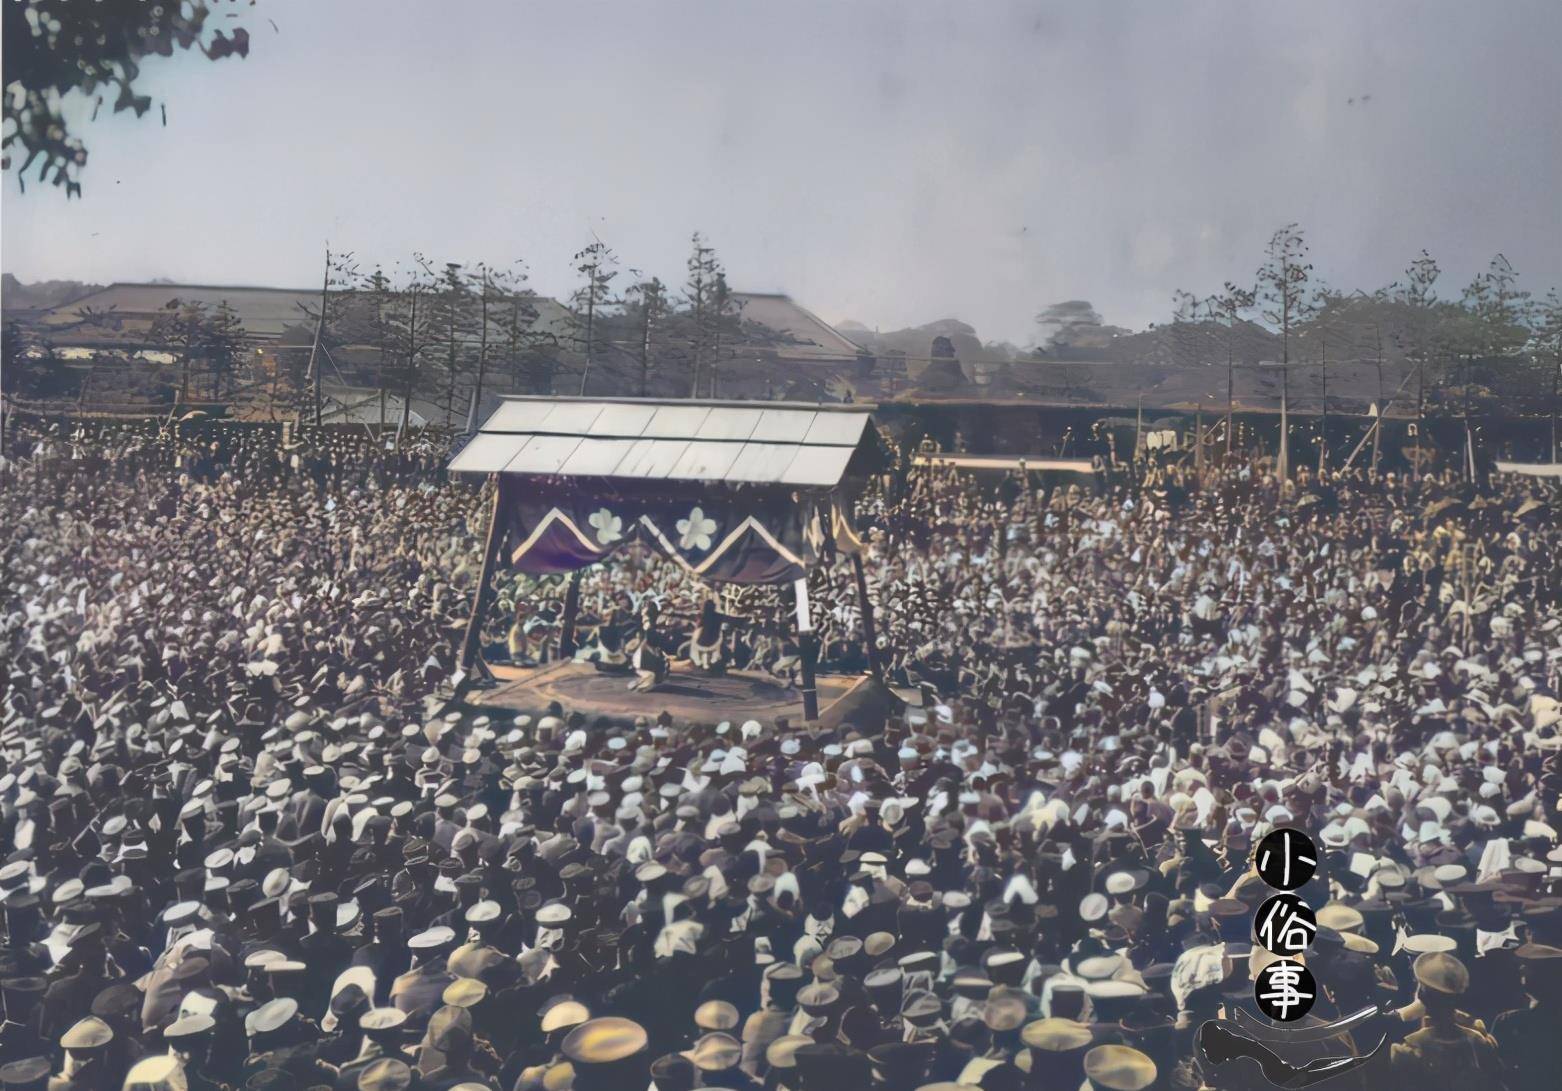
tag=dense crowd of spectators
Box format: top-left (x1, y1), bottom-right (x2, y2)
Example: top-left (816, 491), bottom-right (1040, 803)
top-left (1, 415), bottom-right (1559, 1091)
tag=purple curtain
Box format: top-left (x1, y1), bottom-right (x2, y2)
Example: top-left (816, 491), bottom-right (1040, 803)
top-left (496, 480), bottom-right (832, 586)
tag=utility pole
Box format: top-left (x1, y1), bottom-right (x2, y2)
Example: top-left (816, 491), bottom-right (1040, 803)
top-left (304, 245), bottom-right (330, 428)
top-left (468, 268), bottom-right (491, 434)
top-left (1225, 335), bottom-right (1235, 457)
top-left (1552, 349), bottom-right (1560, 462)
top-left (1195, 405), bottom-right (1205, 481)
top-left (398, 284), bottom-right (420, 450)
top-left (578, 272), bottom-right (597, 397)
top-left (1134, 394), bottom-right (1143, 461)
top-left (1260, 360), bottom-right (1290, 480)
top-left (1455, 353), bottom-right (1468, 481)
top-left (1371, 322), bottom-right (1384, 475)
top-left (1277, 367), bottom-right (1289, 480)
top-left (1318, 329), bottom-right (1328, 474)
top-left (689, 242), bottom-right (711, 398)
top-left (1413, 359), bottom-right (1425, 481)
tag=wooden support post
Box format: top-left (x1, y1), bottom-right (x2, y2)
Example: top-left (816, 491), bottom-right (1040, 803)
top-left (558, 570), bottom-right (583, 659)
top-left (1341, 416), bottom-right (1380, 473)
top-left (851, 552), bottom-right (884, 684)
top-left (1195, 407), bottom-right (1204, 481)
top-left (793, 577), bottom-right (820, 722)
top-left (459, 480), bottom-right (506, 681)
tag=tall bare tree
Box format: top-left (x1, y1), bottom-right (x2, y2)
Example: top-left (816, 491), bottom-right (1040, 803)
top-left (204, 300), bottom-right (244, 402)
top-left (623, 274), bottom-right (670, 396)
top-left (1389, 250), bottom-right (1444, 476)
top-left (1211, 282), bottom-right (1256, 454)
top-left (149, 299), bottom-right (210, 408)
top-left (570, 240), bottom-right (619, 396)
top-left (292, 247), bottom-right (359, 425)
top-left (385, 258), bottom-right (436, 446)
top-left (1457, 254), bottom-right (1532, 476)
top-left (1533, 287), bottom-right (1562, 461)
top-left (1256, 224), bottom-right (1319, 476)
top-left (432, 262), bottom-right (475, 427)
top-left (463, 261), bottom-right (529, 429)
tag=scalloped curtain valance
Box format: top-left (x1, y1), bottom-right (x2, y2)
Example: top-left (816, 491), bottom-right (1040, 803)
top-left (497, 479), bottom-right (859, 586)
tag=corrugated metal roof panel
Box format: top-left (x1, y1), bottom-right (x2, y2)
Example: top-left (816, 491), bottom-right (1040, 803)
top-left (505, 435), bottom-right (583, 475)
top-left (780, 445), bottom-right (855, 486)
top-left (455, 399), bottom-right (875, 485)
top-left (751, 408), bottom-right (817, 443)
top-left (558, 438), bottom-right (639, 477)
top-left (448, 434), bottom-right (528, 474)
top-left (724, 443), bottom-right (803, 483)
top-left (670, 441), bottom-right (743, 481)
top-left (693, 407), bottom-right (763, 441)
top-left (537, 402), bottom-right (606, 434)
top-left (643, 405), bottom-right (712, 438)
top-left (485, 400), bottom-right (554, 433)
top-left (803, 412), bottom-right (869, 446)
top-left (616, 439), bottom-right (690, 478)
top-left (588, 403), bottom-right (658, 437)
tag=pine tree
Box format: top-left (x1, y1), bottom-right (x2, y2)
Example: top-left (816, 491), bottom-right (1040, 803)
top-left (433, 262), bottom-right (476, 427)
top-left (362, 266), bottom-right (395, 429)
top-left (1388, 250), bottom-right (1445, 474)
top-left (203, 300), bottom-right (245, 401)
top-left (493, 277), bottom-right (546, 394)
top-left (150, 298), bottom-right (209, 407)
top-left (623, 275), bottom-right (669, 396)
top-left (569, 241), bottom-right (619, 395)
top-left (1533, 287), bottom-right (1562, 460)
top-left (1256, 224), bottom-right (1319, 476)
top-left (385, 259), bottom-right (436, 445)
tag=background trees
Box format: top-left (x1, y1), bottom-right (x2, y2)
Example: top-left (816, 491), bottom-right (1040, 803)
top-left (682, 234), bottom-right (745, 397)
top-left (9, 218), bottom-right (1559, 469)
top-left (149, 298), bottom-right (249, 405)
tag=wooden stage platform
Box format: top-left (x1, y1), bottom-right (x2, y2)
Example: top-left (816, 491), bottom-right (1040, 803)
top-left (459, 659), bottom-right (894, 728)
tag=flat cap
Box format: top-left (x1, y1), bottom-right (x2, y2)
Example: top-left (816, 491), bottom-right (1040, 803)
top-left (540, 999), bottom-right (591, 1034)
top-left (356, 1058), bottom-right (414, 1091)
top-left (360, 1007), bottom-right (407, 1033)
top-left (1412, 951), bottom-right (1469, 995)
top-left (693, 999), bottom-right (740, 1031)
top-left (60, 1016), bottom-right (114, 1051)
top-left (0, 1058), bottom-right (51, 1086)
top-left (765, 1034), bottom-right (813, 1070)
top-left (1083, 1044), bottom-right (1157, 1091)
top-left (682, 1032), bottom-right (742, 1071)
top-left (561, 1016), bottom-right (648, 1065)
top-left (245, 997), bottom-right (298, 1037)
top-left (1022, 1017), bottom-right (1094, 1052)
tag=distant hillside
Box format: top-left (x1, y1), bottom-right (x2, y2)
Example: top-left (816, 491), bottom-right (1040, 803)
top-left (836, 318), bottom-right (1004, 383)
top-left (811, 300), bottom-right (1453, 414)
top-left (2, 274), bottom-right (105, 311)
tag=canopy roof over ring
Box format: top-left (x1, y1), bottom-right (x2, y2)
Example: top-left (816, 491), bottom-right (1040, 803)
top-left (449, 398), bottom-right (879, 584)
top-left (449, 396), bottom-right (880, 488)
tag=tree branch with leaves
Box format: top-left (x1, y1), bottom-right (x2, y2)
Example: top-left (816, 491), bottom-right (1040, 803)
top-left (3, 0), bottom-right (254, 196)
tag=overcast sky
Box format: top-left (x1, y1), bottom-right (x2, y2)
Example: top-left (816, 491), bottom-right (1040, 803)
top-left (5, 0), bottom-right (1560, 344)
